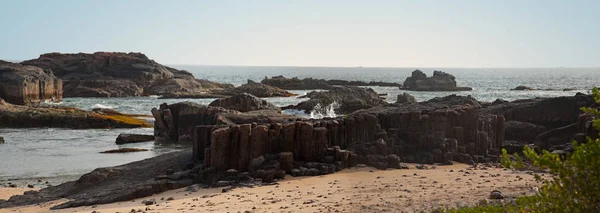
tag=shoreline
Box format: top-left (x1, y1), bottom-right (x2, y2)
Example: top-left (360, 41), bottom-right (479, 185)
top-left (0, 163), bottom-right (541, 213)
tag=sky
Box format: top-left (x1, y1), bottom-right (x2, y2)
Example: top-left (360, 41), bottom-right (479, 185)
top-left (0, 0), bottom-right (599, 67)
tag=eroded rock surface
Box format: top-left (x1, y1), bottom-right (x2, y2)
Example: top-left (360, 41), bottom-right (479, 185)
top-left (115, 134), bottom-right (155, 144)
top-left (0, 60), bottom-right (62, 105)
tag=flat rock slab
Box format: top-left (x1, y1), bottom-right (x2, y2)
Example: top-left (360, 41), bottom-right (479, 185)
top-left (115, 134), bottom-right (155, 144)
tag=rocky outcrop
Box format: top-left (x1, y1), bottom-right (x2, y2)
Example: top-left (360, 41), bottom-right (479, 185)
top-left (0, 60), bottom-right (62, 105)
top-left (209, 93), bottom-right (279, 112)
top-left (285, 86), bottom-right (387, 114)
top-left (0, 101), bottom-right (151, 129)
top-left (0, 151), bottom-right (195, 209)
top-left (0, 136), bottom-right (4, 144)
top-left (217, 80), bottom-right (296, 98)
top-left (503, 121), bottom-right (547, 143)
top-left (189, 94), bottom-right (504, 174)
top-left (21, 52), bottom-right (231, 97)
top-left (396, 93), bottom-right (416, 104)
top-left (152, 102), bottom-right (300, 142)
top-left (401, 70), bottom-right (472, 91)
top-left (511, 86), bottom-right (534, 91)
top-left (261, 75), bottom-right (400, 90)
top-left (115, 134), bottom-right (155, 144)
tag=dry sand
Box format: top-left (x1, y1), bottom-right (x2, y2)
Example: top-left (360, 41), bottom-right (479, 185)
top-left (0, 164), bottom-right (540, 213)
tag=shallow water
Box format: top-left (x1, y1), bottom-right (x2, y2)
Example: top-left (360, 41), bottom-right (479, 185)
top-left (1, 66), bottom-right (599, 184)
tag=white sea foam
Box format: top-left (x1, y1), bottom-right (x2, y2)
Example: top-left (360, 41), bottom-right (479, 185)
top-left (309, 101), bottom-right (339, 119)
top-left (91, 104), bottom-right (116, 109)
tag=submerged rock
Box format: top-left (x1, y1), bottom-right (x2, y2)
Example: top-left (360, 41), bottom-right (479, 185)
top-left (511, 86), bottom-right (535, 91)
top-left (115, 134), bottom-right (155, 145)
top-left (100, 148), bottom-right (149, 153)
top-left (401, 70), bottom-right (472, 91)
top-left (0, 60), bottom-right (62, 105)
top-left (0, 136), bottom-right (4, 144)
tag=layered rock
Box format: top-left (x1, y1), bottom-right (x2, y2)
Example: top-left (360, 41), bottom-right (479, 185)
top-left (284, 86), bottom-right (387, 114)
top-left (401, 70), bottom-right (472, 91)
top-left (0, 60), bottom-right (62, 105)
top-left (21, 52), bottom-right (230, 97)
top-left (209, 93), bottom-right (279, 112)
top-left (261, 75), bottom-right (400, 90)
top-left (0, 100), bottom-right (150, 129)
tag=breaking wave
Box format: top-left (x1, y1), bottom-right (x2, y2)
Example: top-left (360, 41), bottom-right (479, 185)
top-left (91, 104), bottom-right (116, 109)
top-left (309, 101), bottom-right (339, 119)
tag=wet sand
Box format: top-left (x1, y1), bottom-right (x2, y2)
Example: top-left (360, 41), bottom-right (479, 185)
top-left (0, 164), bottom-right (540, 213)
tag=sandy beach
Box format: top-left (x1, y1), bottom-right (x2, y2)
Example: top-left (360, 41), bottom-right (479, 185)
top-left (0, 164), bottom-right (540, 213)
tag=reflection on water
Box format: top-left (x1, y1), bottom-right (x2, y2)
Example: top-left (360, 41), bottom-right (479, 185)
top-left (0, 127), bottom-right (189, 183)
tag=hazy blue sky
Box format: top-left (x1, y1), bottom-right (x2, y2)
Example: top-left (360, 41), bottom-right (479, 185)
top-left (1, 0), bottom-right (598, 67)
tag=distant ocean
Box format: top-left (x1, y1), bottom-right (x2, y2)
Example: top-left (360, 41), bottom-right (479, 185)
top-left (1, 66), bottom-right (599, 185)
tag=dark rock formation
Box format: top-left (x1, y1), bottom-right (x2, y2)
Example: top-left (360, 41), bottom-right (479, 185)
top-left (0, 100), bottom-right (150, 129)
top-left (0, 60), bottom-right (62, 105)
top-left (115, 134), bottom-right (155, 145)
top-left (185, 94), bottom-right (504, 173)
top-left (21, 52), bottom-right (231, 98)
top-left (401, 70), bottom-right (472, 91)
top-left (0, 136), bottom-right (4, 144)
top-left (100, 148), bottom-right (149, 153)
top-left (396, 93), bottom-right (416, 104)
top-left (285, 86), bottom-right (387, 114)
top-left (218, 80), bottom-right (296, 98)
top-left (208, 93), bottom-right (279, 112)
top-left (261, 75), bottom-right (400, 90)
top-left (480, 93), bottom-right (595, 128)
top-left (503, 121), bottom-right (547, 143)
top-left (511, 86), bottom-right (535, 91)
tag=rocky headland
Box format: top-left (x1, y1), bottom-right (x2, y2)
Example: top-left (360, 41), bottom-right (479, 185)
top-left (20, 52), bottom-right (232, 98)
top-left (0, 60), bottom-right (62, 105)
top-left (401, 70), bottom-right (472, 91)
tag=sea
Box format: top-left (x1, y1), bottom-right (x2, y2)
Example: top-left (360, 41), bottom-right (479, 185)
top-left (1, 66), bottom-right (599, 186)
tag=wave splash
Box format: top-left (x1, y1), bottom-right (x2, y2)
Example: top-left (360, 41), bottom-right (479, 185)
top-left (309, 101), bottom-right (339, 119)
top-left (91, 104), bottom-right (116, 109)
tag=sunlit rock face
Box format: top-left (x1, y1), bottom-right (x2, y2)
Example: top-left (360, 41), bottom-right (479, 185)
top-left (0, 60), bottom-right (62, 105)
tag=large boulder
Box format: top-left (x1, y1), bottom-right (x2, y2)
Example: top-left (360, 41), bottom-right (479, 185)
top-left (209, 93), bottom-right (279, 112)
top-left (21, 52), bottom-right (231, 97)
top-left (286, 86), bottom-right (387, 114)
top-left (0, 60), bottom-right (62, 105)
top-left (401, 70), bottom-right (472, 91)
top-left (396, 93), bottom-right (416, 104)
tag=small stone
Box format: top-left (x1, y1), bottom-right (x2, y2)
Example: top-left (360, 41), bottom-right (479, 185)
top-left (166, 197), bottom-right (175, 201)
top-left (489, 190), bottom-right (504, 199)
top-left (142, 199), bottom-right (156, 205)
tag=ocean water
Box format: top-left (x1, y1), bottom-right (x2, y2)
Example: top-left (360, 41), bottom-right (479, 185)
top-left (1, 66), bottom-right (599, 185)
